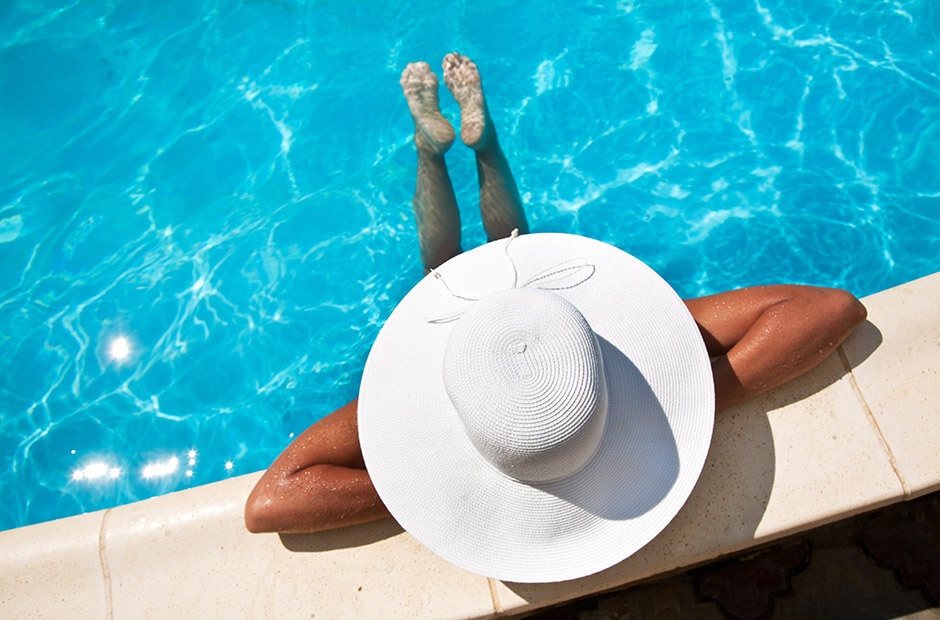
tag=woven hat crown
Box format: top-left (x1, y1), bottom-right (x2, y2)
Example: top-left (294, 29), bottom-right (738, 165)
top-left (442, 288), bottom-right (608, 483)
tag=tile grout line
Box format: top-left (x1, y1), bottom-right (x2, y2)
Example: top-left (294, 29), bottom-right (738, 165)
top-left (487, 578), bottom-right (503, 615)
top-left (837, 346), bottom-right (911, 496)
top-left (98, 508), bottom-right (114, 620)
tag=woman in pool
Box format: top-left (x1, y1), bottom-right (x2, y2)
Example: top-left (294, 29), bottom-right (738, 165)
top-left (244, 53), bottom-right (867, 535)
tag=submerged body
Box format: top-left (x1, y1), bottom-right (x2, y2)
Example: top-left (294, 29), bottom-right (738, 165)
top-left (244, 54), bottom-right (867, 535)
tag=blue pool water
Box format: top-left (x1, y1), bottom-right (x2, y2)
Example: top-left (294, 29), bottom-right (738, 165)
top-left (1, 0), bottom-right (938, 531)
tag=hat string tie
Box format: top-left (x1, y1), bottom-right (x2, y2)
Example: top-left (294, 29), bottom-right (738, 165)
top-left (506, 228), bottom-right (520, 289)
top-left (429, 268), bottom-right (478, 302)
top-left (426, 229), bottom-right (596, 324)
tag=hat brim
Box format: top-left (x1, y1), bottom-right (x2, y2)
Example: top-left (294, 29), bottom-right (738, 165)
top-left (359, 233), bottom-right (714, 583)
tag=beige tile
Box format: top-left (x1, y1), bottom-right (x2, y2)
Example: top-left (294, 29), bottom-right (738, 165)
top-left (752, 354), bottom-right (904, 538)
top-left (843, 271), bottom-right (940, 498)
top-left (103, 472), bottom-right (496, 620)
top-left (0, 510), bottom-right (107, 619)
top-left (493, 352), bottom-right (904, 616)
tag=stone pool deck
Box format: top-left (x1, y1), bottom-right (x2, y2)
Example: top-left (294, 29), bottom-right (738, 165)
top-left (1, 271), bottom-right (938, 619)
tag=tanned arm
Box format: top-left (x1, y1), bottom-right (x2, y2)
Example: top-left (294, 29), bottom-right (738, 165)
top-left (244, 399), bottom-right (390, 534)
top-left (685, 285), bottom-right (867, 412)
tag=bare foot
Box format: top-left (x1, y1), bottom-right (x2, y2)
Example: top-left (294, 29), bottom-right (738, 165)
top-left (400, 62), bottom-right (455, 154)
top-left (442, 53), bottom-right (491, 150)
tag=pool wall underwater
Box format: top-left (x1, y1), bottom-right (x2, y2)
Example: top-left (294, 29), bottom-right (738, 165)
top-left (1, 0), bottom-right (939, 530)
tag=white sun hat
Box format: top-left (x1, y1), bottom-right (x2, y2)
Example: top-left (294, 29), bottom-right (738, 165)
top-left (358, 232), bottom-right (714, 583)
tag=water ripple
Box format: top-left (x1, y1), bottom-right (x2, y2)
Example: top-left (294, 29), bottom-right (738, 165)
top-left (0, 0), bottom-right (938, 530)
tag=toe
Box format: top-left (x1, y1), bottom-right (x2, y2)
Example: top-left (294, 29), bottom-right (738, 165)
top-left (443, 52), bottom-right (462, 71)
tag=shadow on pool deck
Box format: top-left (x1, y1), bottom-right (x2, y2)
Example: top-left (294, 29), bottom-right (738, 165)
top-left (519, 490), bottom-right (940, 620)
top-left (279, 517), bottom-right (404, 552)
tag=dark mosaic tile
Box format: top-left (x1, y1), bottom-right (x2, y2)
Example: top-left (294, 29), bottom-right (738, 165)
top-left (693, 543), bottom-right (808, 620)
top-left (774, 546), bottom-right (932, 619)
top-left (863, 494), bottom-right (940, 604)
top-left (518, 493), bottom-right (940, 620)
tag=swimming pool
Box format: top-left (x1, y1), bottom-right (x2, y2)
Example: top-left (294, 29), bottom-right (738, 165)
top-left (1, 0), bottom-right (938, 531)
